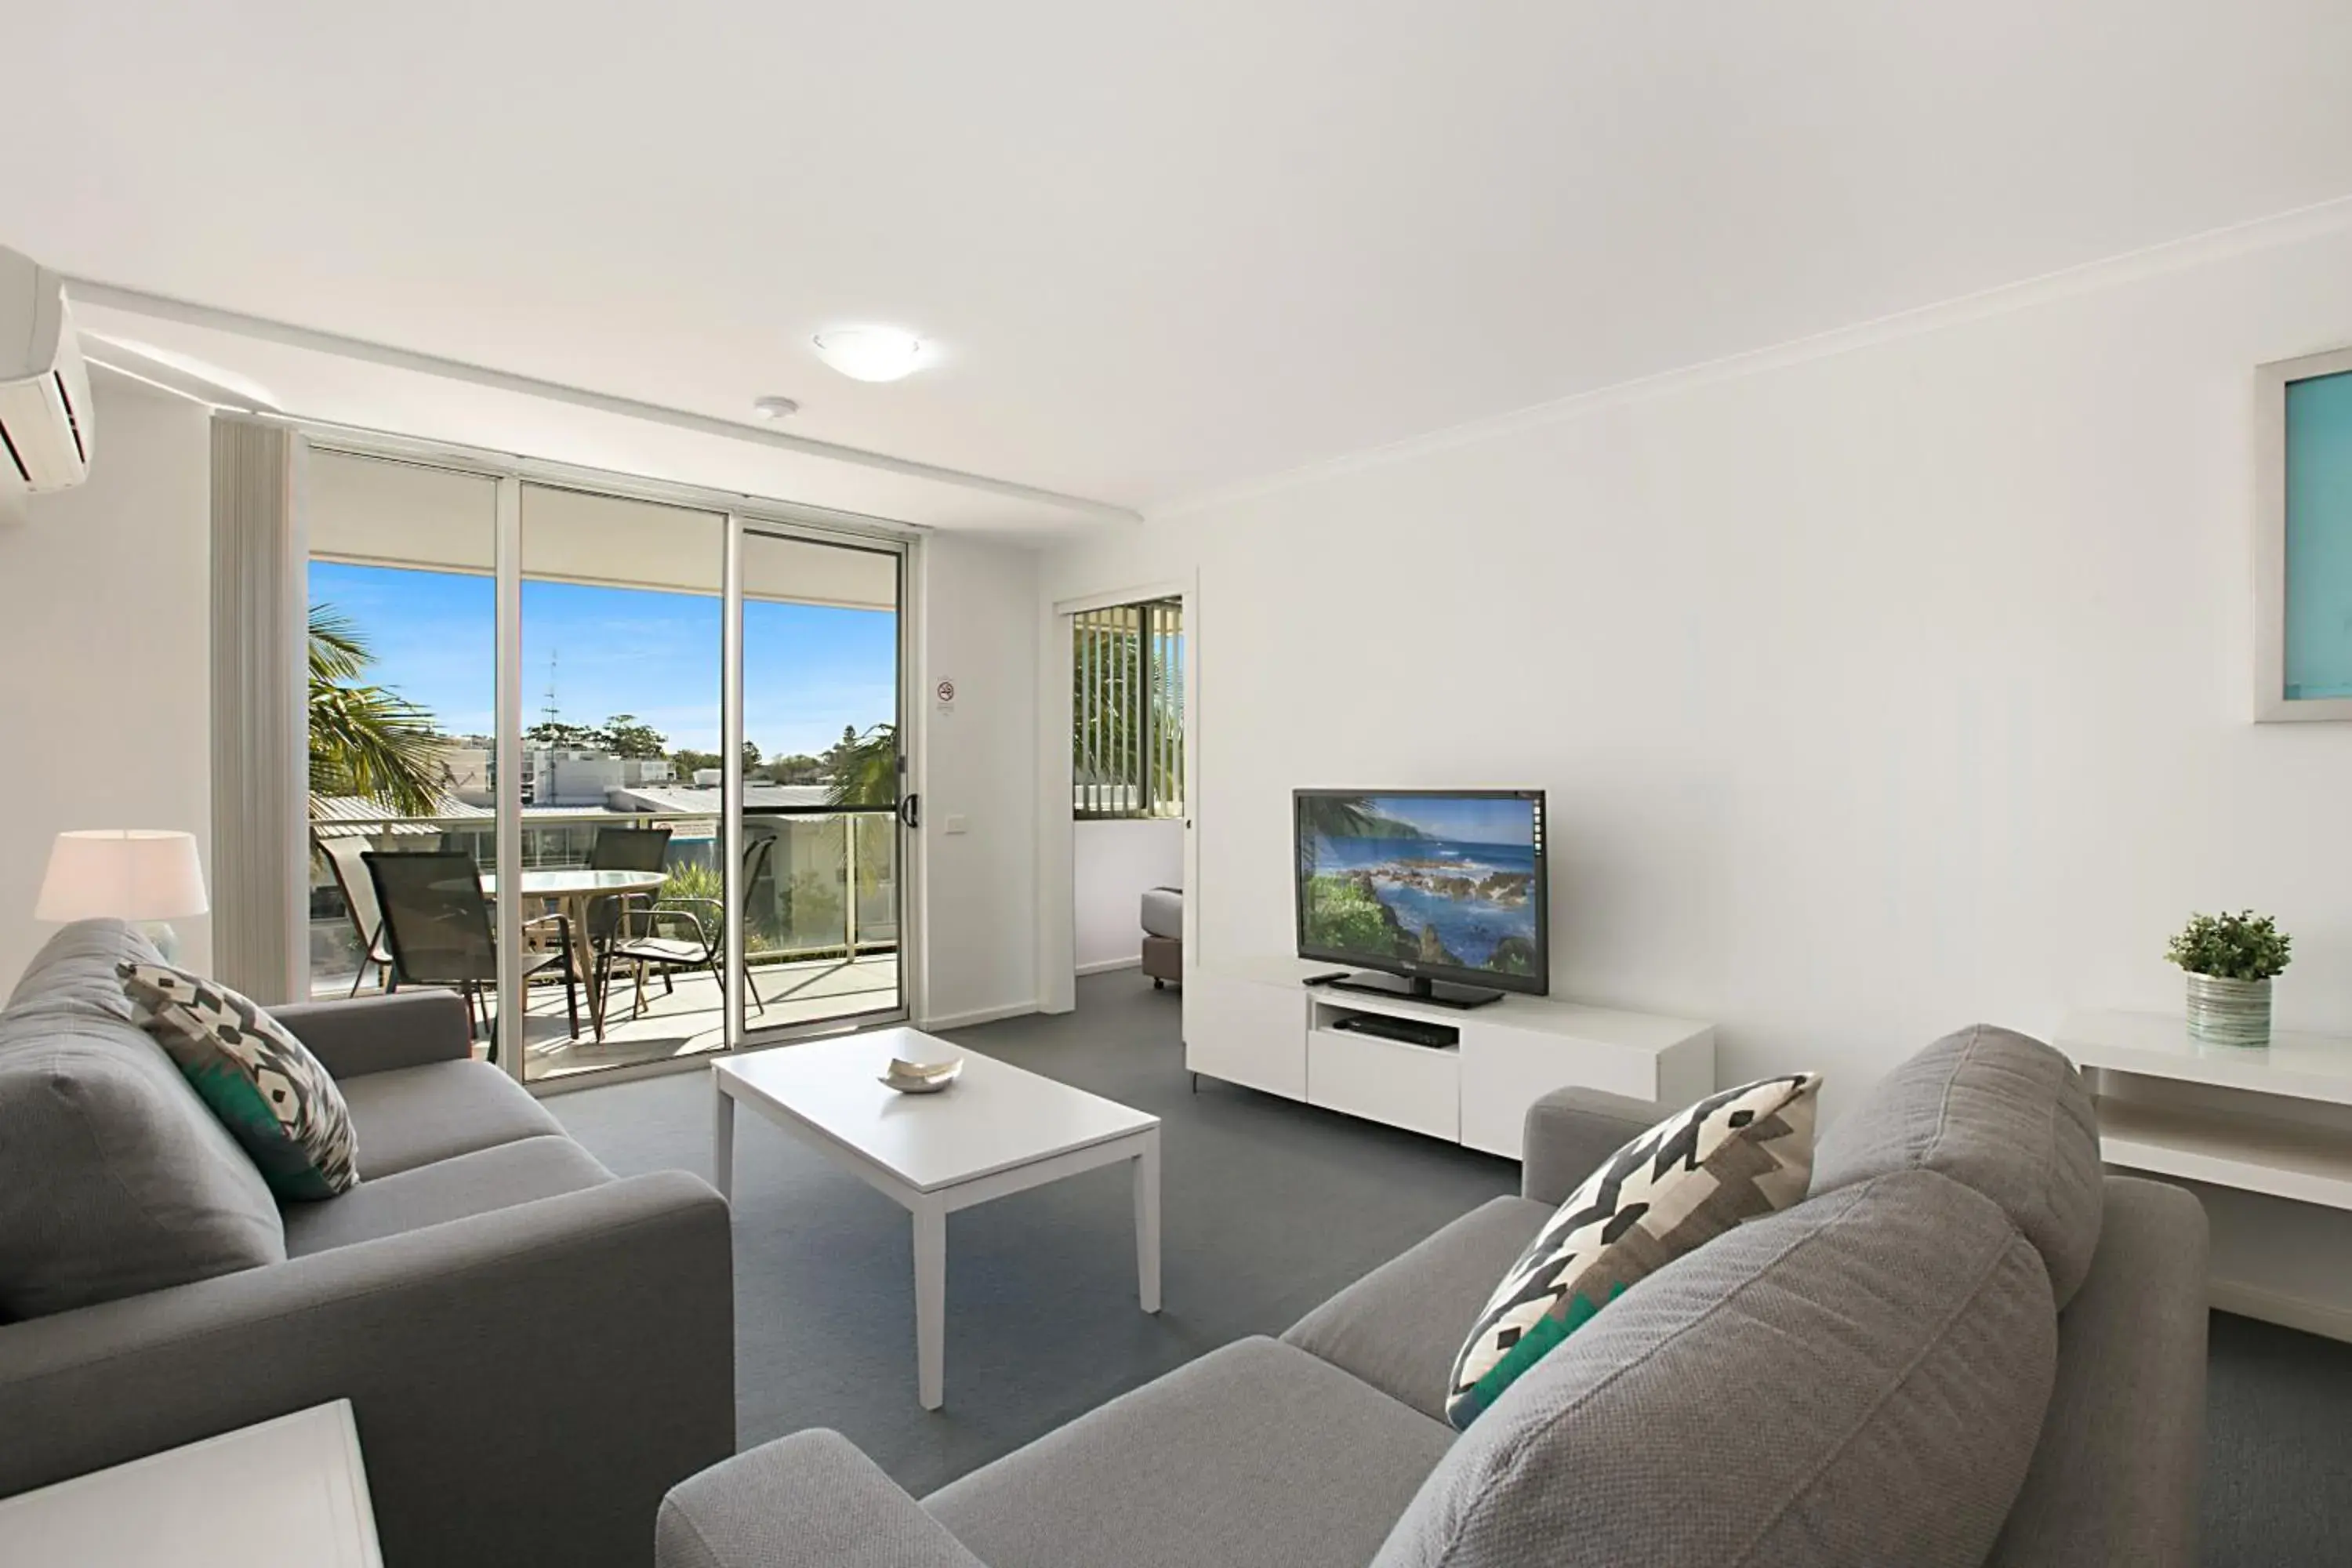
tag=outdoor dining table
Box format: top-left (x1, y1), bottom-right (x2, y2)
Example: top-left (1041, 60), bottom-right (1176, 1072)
top-left (480, 868), bottom-right (666, 1040)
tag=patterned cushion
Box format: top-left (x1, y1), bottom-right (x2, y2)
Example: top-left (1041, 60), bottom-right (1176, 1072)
top-left (1444, 1072), bottom-right (1821, 1428)
top-left (118, 962), bottom-right (360, 1200)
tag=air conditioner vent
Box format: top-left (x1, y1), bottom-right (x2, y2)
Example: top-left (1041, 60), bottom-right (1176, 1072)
top-left (0, 414), bottom-right (30, 485)
top-left (52, 370), bottom-right (85, 464)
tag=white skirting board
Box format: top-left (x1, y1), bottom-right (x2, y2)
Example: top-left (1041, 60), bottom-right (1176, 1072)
top-left (920, 1000), bottom-right (1042, 1031)
top-left (1076, 956), bottom-right (1144, 977)
top-left (2209, 1279), bottom-right (2352, 1344)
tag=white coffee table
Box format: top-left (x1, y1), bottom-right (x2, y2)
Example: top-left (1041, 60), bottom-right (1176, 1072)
top-left (712, 1028), bottom-right (1162, 1410)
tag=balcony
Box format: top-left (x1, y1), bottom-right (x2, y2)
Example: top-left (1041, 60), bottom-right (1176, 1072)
top-left (310, 804), bottom-right (902, 1081)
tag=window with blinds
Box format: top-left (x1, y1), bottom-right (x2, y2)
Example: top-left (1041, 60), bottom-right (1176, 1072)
top-left (1073, 597), bottom-right (1184, 819)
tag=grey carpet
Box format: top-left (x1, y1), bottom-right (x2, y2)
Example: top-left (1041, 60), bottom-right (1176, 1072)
top-left (554, 972), bottom-right (2352, 1563)
top-left (2203, 1310), bottom-right (2352, 1566)
top-left (551, 971), bottom-right (1515, 1497)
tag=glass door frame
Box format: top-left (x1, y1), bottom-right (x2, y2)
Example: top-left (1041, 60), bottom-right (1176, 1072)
top-left (723, 519), bottom-right (913, 1051)
top-left (301, 424), bottom-right (918, 1090)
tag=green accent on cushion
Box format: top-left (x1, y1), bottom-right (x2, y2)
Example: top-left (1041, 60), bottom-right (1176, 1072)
top-left (178, 1057), bottom-right (343, 1202)
top-left (116, 960), bottom-right (360, 1201)
top-left (1457, 1283), bottom-right (1622, 1426)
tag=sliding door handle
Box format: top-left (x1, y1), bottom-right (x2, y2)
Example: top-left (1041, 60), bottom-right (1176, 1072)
top-left (898, 794), bottom-right (921, 829)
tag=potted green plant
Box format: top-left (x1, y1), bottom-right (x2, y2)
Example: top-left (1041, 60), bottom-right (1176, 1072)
top-left (2164, 910), bottom-right (2292, 1047)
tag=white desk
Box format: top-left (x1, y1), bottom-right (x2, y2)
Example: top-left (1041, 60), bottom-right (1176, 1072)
top-left (2058, 1010), bottom-right (2352, 1341)
top-left (0, 1400), bottom-right (380, 1566)
top-left (713, 1029), bottom-right (1162, 1410)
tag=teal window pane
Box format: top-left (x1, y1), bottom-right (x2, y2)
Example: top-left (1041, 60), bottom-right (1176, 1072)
top-left (2285, 369), bottom-right (2352, 701)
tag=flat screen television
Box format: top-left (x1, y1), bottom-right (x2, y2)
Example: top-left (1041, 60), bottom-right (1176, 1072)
top-left (1293, 789), bottom-right (1548, 1008)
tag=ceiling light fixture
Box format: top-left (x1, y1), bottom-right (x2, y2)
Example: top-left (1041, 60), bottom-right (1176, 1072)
top-left (811, 326), bottom-right (927, 383)
top-left (750, 394), bottom-right (800, 420)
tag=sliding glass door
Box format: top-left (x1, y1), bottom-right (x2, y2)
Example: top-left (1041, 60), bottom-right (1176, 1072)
top-left (304, 452), bottom-right (505, 1021)
top-left (303, 440), bottom-right (909, 1085)
top-left (733, 527), bottom-right (906, 1038)
top-left (518, 484), bottom-right (724, 1083)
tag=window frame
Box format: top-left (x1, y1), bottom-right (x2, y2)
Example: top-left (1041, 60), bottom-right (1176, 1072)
top-left (1072, 596), bottom-right (1183, 820)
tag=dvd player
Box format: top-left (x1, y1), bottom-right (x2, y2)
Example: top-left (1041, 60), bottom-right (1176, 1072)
top-left (1329, 1012), bottom-right (1458, 1050)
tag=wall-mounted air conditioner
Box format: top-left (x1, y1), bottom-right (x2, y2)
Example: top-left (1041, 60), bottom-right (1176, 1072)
top-left (0, 245), bottom-right (94, 499)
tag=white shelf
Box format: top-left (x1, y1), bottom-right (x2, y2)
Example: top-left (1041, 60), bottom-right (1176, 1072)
top-left (2096, 1095), bottom-right (2352, 1212)
top-left (1222, 955), bottom-right (1710, 1049)
top-left (2056, 1010), bottom-right (2352, 1107)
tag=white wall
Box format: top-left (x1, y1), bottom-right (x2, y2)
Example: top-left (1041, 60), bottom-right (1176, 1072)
top-left (1074, 818), bottom-right (1184, 972)
top-left (0, 374), bottom-right (213, 989)
top-left (914, 532), bottom-right (1040, 1026)
top-left (1040, 209), bottom-right (2352, 1107)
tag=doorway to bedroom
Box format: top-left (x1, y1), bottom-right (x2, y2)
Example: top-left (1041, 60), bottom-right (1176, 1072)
top-left (1067, 594), bottom-right (1186, 999)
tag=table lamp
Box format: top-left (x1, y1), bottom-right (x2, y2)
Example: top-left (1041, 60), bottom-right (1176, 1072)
top-left (35, 829), bottom-right (210, 963)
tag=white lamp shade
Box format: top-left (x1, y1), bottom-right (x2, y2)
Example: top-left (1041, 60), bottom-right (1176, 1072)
top-left (35, 830), bottom-right (210, 922)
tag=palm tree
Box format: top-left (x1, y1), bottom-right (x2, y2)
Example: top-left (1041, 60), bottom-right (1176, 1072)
top-left (823, 723), bottom-right (898, 808)
top-left (308, 605), bottom-right (447, 818)
top-left (825, 724), bottom-right (898, 909)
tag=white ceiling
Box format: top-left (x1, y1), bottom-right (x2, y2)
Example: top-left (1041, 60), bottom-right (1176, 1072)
top-left (15, 1), bottom-right (2352, 528)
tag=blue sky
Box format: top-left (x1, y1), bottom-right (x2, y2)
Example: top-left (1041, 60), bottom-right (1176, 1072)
top-left (310, 561), bottom-right (896, 758)
top-left (1368, 794), bottom-right (1539, 846)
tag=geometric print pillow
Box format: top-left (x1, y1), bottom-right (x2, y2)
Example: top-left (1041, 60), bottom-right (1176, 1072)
top-left (117, 960), bottom-right (360, 1202)
top-left (1444, 1072), bottom-right (1821, 1428)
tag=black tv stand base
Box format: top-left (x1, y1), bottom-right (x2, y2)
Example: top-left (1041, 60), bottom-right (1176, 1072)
top-left (1319, 971), bottom-right (1504, 1011)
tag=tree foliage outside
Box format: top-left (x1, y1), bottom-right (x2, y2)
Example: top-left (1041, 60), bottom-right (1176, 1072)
top-left (528, 713), bottom-right (673, 759)
top-left (525, 719), bottom-right (600, 749)
top-left (308, 604), bottom-right (448, 818)
top-left (825, 724), bottom-right (898, 808)
top-left (598, 714), bottom-right (668, 759)
top-left (764, 753), bottom-right (826, 786)
top-left (670, 742), bottom-right (764, 779)
top-left (1073, 599), bottom-right (1183, 819)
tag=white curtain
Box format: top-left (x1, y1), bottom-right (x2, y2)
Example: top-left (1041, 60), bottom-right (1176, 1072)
top-left (208, 416), bottom-right (309, 1002)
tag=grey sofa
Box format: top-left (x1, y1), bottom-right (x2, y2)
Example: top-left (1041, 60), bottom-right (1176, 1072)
top-left (0, 920), bottom-right (735, 1568)
top-left (655, 1025), bottom-right (2209, 1568)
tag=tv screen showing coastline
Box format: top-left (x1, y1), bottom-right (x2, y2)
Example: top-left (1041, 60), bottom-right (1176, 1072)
top-left (1296, 792), bottom-right (1543, 980)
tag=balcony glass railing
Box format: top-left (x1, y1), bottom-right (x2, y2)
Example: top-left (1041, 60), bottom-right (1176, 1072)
top-left (307, 808), bottom-right (901, 1004)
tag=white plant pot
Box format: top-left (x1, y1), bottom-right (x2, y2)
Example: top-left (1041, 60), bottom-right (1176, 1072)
top-left (2185, 973), bottom-right (2271, 1049)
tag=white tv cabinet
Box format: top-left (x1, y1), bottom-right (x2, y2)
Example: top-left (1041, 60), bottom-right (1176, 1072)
top-left (1187, 956), bottom-right (1715, 1159)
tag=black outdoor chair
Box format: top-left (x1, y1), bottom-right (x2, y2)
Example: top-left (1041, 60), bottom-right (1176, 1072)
top-left (585, 825), bottom-right (675, 1012)
top-left (601, 833), bottom-right (775, 1022)
top-left (364, 850), bottom-right (580, 1057)
top-left (314, 831), bottom-right (445, 996)
top-left (589, 825), bottom-right (673, 874)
